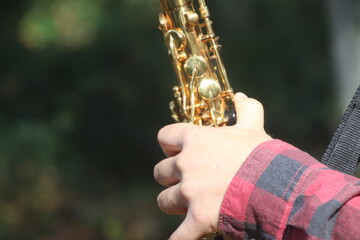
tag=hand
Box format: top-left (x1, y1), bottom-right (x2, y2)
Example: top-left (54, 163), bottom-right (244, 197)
top-left (154, 93), bottom-right (272, 240)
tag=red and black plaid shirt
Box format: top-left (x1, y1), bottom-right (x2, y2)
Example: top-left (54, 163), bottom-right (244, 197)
top-left (219, 140), bottom-right (360, 240)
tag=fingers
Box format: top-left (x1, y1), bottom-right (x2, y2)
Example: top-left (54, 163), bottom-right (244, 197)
top-left (170, 217), bottom-right (199, 240)
top-left (154, 156), bottom-right (180, 187)
top-left (158, 123), bottom-right (191, 157)
top-left (233, 92), bottom-right (265, 130)
top-left (169, 214), bottom-right (205, 240)
top-left (157, 185), bottom-right (187, 215)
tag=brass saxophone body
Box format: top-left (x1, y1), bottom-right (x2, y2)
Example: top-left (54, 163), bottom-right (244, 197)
top-left (158, 0), bottom-right (234, 239)
top-left (158, 0), bottom-right (235, 127)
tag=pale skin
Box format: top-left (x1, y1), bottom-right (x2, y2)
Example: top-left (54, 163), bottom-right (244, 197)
top-left (154, 93), bottom-right (273, 240)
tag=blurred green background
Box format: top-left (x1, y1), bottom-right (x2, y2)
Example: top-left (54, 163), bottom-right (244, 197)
top-left (0, 0), bottom-right (348, 239)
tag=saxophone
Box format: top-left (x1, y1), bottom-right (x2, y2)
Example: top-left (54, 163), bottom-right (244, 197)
top-left (158, 0), bottom-right (235, 127)
top-left (158, 0), bottom-right (234, 239)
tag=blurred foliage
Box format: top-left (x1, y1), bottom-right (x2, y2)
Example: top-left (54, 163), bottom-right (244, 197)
top-left (0, 0), bottom-right (335, 239)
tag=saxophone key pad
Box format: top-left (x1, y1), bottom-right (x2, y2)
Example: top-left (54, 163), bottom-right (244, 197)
top-left (198, 78), bottom-right (221, 100)
top-left (184, 56), bottom-right (208, 77)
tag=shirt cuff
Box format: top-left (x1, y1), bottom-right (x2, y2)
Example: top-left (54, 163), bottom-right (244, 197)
top-left (218, 139), bottom-right (322, 239)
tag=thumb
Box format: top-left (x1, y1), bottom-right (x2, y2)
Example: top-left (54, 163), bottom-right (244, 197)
top-left (233, 92), bottom-right (265, 130)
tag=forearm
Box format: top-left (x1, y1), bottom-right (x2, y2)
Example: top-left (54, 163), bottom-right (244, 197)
top-left (219, 139), bottom-right (360, 240)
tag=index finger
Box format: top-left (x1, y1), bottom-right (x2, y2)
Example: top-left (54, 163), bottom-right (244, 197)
top-left (158, 123), bottom-right (191, 157)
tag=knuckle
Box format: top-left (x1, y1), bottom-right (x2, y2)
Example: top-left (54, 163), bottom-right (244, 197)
top-left (174, 154), bottom-right (187, 172)
top-left (182, 126), bottom-right (194, 142)
top-left (192, 210), bottom-right (207, 225)
top-left (179, 181), bottom-right (195, 200)
top-left (182, 126), bottom-right (202, 144)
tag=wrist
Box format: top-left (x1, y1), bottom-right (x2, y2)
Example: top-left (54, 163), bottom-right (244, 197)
top-left (218, 139), bottom-right (300, 239)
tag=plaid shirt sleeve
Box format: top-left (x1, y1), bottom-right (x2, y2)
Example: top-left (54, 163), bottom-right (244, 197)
top-left (218, 139), bottom-right (360, 240)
